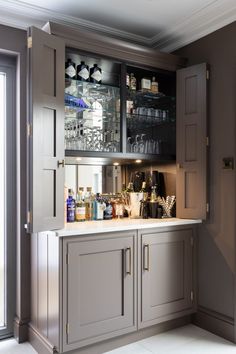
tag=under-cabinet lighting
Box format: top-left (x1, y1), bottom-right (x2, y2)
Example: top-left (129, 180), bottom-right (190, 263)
top-left (135, 159), bottom-right (142, 163)
top-left (113, 162), bottom-right (119, 166)
top-left (76, 157), bottom-right (82, 161)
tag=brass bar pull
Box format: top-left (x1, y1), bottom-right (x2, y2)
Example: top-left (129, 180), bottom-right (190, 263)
top-left (125, 247), bottom-right (132, 275)
top-left (58, 159), bottom-right (65, 168)
top-left (143, 244), bottom-right (150, 271)
top-left (177, 163), bottom-right (183, 169)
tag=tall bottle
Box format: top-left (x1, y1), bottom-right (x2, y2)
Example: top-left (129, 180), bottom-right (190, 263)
top-left (75, 188), bottom-right (86, 222)
top-left (66, 189), bottom-right (75, 222)
top-left (90, 64), bottom-right (102, 83)
top-left (151, 76), bottom-right (159, 93)
top-left (130, 73), bottom-right (137, 91)
top-left (76, 61), bottom-right (89, 81)
top-left (65, 58), bottom-right (76, 79)
top-left (140, 181), bottom-right (148, 200)
top-left (85, 187), bottom-right (93, 221)
top-left (94, 194), bottom-right (106, 220)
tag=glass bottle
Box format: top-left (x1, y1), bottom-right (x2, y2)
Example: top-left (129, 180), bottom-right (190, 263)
top-left (126, 73), bottom-right (130, 89)
top-left (76, 61), bottom-right (89, 81)
top-left (150, 185), bottom-right (157, 202)
top-left (90, 64), bottom-right (102, 83)
top-left (130, 73), bottom-right (137, 91)
top-left (95, 194), bottom-right (106, 220)
top-left (75, 188), bottom-right (86, 222)
top-left (65, 58), bottom-right (76, 79)
top-left (85, 187), bottom-right (93, 220)
top-left (141, 77), bottom-right (151, 92)
top-left (66, 189), bottom-right (75, 222)
top-left (151, 76), bottom-right (159, 93)
top-left (126, 182), bottom-right (134, 193)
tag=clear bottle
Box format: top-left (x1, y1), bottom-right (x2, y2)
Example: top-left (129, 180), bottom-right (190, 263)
top-left (95, 194), bottom-right (106, 220)
top-left (130, 73), bottom-right (137, 91)
top-left (151, 76), bottom-right (159, 93)
top-left (76, 61), bottom-right (89, 81)
top-left (90, 64), bottom-right (102, 83)
top-left (75, 188), bottom-right (86, 222)
top-left (126, 73), bottom-right (130, 89)
top-left (126, 182), bottom-right (134, 193)
top-left (65, 58), bottom-right (76, 79)
top-left (140, 181), bottom-right (148, 201)
top-left (66, 189), bottom-right (75, 222)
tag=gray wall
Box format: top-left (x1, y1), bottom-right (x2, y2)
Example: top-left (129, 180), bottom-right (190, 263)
top-left (0, 24), bottom-right (28, 340)
top-left (175, 22), bottom-right (236, 320)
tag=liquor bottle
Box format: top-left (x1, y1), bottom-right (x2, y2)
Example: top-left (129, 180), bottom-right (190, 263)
top-left (140, 181), bottom-right (148, 201)
top-left (150, 185), bottom-right (157, 202)
top-left (85, 187), bottom-right (93, 220)
top-left (66, 189), bottom-right (75, 222)
top-left (141, 77), bottom-right (151, 92)
top-left (65, 58), bottom-right (76, 79)
top-left (75, 188), bottom-right (86, 222)
top-left (90, 64), bottom-right (102, 83)
top-left (76, 61), bottom-right (89, 81)
top-left (151, 76), bottom-right (159, 93)
top-left (95, 194), bottom-right (106, 220)
top-left (103, 198), bottom-right (113, 220)
top-left (130, 73), bottom-right (137, 91)
top-left (126, 73), bottom-right (130, 89)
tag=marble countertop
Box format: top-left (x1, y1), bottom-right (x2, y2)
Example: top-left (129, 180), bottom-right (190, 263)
top-left (56, 218), bottom-right (202, 237)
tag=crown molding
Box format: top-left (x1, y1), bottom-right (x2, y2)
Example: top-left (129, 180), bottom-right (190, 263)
top-left (0, 0), bottom-right (235, 53)
top-left (151, 0), bottom-right (236, 52)
top-left (0, 0), bottom-right (150, 45)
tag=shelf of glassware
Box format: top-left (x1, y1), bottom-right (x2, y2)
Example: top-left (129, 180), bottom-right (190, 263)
top-left (65, 79), bottom-right (121, 153)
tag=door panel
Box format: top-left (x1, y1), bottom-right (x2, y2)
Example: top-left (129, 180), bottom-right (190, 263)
top-left (141, 229), bottom-right (193, 325)
top-left (28, 27), bottom-right (65, 232)
top-left (176, 63), bottom-right (208, 219)
top-left (64, 234), bottom-right (136, 350)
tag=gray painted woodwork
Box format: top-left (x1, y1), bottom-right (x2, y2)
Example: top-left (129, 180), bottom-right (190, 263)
top-left (176, 63), bottom-right (207, 219)
top-left (28, 26), bottom-right (65, 232)
top-left (63, 232), bottom-right (137, 351)
top-left (139, 228), bottom-right (195, 328)
top-left (43, 22), bottom-right (186, 71)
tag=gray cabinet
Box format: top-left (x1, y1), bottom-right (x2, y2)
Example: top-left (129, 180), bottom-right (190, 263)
top-left (62, 232), bottom-right (137, 351)
top-left (139, 227), bottom-right (196, 328)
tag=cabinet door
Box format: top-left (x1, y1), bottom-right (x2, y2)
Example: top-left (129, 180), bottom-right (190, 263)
top-left (63, 234), bottom-right (136, 351)
top-left (176, 63), bottom-right (208, 219)
top-left (140, 229), bottom-right (194, 327)
top-left (28, 27), bottom-right (65, 232)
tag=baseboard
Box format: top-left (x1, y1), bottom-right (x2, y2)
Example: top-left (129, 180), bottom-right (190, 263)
top-left (28, 323), bottom-right (57, 354)
top-left (29, 316), bottom-right (191, 354)
top-left (14, 316), bottom-right (29, 343)
top-left (193, 306), bottom-right (234, 343)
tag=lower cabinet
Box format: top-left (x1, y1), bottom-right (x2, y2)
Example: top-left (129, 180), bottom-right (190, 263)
top-left (62, 232), bottom-right (137, 352)
top-left (30, 226), bottom-right (196, 353)
top-left (139, 228), bottom-right (196, 328)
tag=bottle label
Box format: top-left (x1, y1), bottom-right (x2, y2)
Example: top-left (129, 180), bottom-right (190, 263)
top-left (78, 67), bottom-right (89, 80)
top-left (66, 65), bottom-right (76, 78)
top-left (91, 70), bottom-right (102, 82)
top-left (141, 78), bottom-right (151, 90)
top-left (67, 207), bottom-right (75, 222)
top-left (75, 207), bottom-right (86, 221)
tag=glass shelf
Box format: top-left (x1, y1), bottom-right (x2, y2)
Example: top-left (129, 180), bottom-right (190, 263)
top-left (64, 79), bottom-right (121, 153)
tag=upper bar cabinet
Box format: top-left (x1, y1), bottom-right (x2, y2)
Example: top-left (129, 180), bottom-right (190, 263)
top-left (27, 23), bottom-right (208, 233)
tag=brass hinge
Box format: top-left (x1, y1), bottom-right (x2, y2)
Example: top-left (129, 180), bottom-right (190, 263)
top-left (206, 70), bottom-right (210, 80)
top-left (66, 323), bottom-right (69, 334)
top-left (27, 36), bottom-right (32, 49)
top-left (27, 211), bottom-right (32, 224)
top-left (191, 291), bottom-right (194, 303)
top-left (206, 203), bottom-right (210, 213)
top-left (27, 123), bottom-right (32, 137)
top-left (206, 136), bottom-right (209, 146)
top-left (66, 253), bottom-right (69, 265)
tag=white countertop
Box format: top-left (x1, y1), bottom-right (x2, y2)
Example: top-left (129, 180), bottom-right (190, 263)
top-left (56, 218), bottom-right (202, 237)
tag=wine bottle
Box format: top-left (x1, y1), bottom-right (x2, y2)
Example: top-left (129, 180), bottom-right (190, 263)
top-left (76, 61), bottom-right (89, 81)
top-left (90, 64), bottom-right (102, 83)
top-left (65, 58), bottom-right (76, 79)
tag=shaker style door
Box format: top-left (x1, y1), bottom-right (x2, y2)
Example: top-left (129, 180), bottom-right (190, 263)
top-left (176, 63), bottom-right (208, 219)
top-left (28, 27), bottom-right (65, 232)
top-left (140, 229), bottom-right (194, 328)
top-left (63, 234), bottom-right (136, 351)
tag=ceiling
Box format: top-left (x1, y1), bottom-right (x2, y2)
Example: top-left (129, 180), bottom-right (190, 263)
top-left (0, 0), bottom-right (235, 52)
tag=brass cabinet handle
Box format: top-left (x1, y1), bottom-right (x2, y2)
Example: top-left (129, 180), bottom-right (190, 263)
top-left (58, 159), bottom-right (65, 168)
top-left (125, 247), bottom-right (132, 275)
top-left (143, 244), bottom-right (150, 271)
top-left (177, 163), bottom-right (183, 169)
